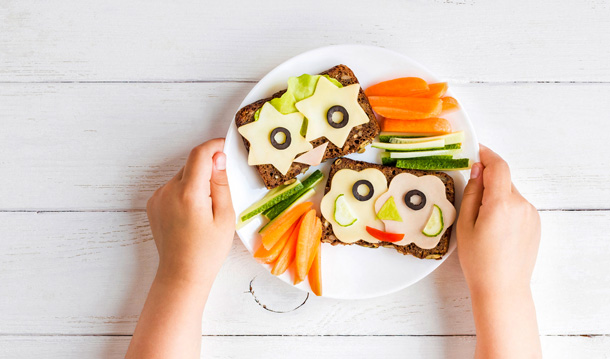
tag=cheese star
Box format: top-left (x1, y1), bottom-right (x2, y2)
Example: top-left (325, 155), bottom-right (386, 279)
top-left (238, 102), bottom-right (312, 176)
top-left (295, 76), bottom-right (370, 148)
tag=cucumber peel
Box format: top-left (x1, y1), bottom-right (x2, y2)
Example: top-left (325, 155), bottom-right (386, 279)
top-left (262, 170), bottom-right (323, 220)
top-left (397, 158), bottom-right (472, 170)
top-left (388, 131), bottom-right (464, 145)
top-left (238, 180), bottom-right (304, 225)
top-left (422, 205), bottom-right (444, 237)
top-left (258, 187), bottom-right (316, 233)
top-left (372, 139), bottom-right (445, 152)
top-left (334, 194), bottom-right (358, 227)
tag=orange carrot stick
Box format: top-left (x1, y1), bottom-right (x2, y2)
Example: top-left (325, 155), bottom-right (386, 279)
top-left (382, 118), bottom-right (452, 135)
top-left (411, 82), bottom-right (448, 98)
top-left (271, 218), bottom-right (301, 276)
top-left (441, 96), bottom-right (459, 114)
top-left (261, 202), bottom-right (312, 250)
top-left (365, 77), bottom-right (429, 97)
top-left (308, 242), bottom-right (322, 296)
top-left (294, 212), bottom-right (322, 284)
top-left (253, 221), bottom-right (297, 264)
top-left (368, 96), bottom-right (442, 119)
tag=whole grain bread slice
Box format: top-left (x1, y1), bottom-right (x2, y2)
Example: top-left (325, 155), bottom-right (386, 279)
top-left (234, 64), bottom-right (380, 189)
top-left (321, 157), bottom-right (455, 260)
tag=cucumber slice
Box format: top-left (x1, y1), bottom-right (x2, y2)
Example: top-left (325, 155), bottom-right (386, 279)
top-left (258, 188), bottom-right (316, 233)
top-left (372, 139), bottom-right (445, 152)
top-left (334, 194), bottom-right (358, 227)
top-left (380, 153), bottom-right (453, 166)
top-left (397, 158), bottom-right (472, 170)
top-left (237, 180), bottom-right (303, 224)
top-left (379, 132), bottom-right (437, 142)
top-left (380, 143), bottom-right (461, 153)
top-left (422, 205), bottom-right (444, 237)
top-left (263, 170), bottom-right (323, 220)
top-left (388, 131), bottom-right (464, 145)
top-left (390, 149), bottom-right (462, 159)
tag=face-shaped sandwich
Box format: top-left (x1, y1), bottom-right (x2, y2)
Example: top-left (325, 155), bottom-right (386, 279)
top-left (374, 173), bottom-right (456, 249)
top-left (319, 168), bottom-right (388, 244)
top-left (321, 168), bottom-right (456, 250)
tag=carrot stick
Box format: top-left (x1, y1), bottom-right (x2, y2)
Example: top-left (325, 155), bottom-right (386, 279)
top-left (368, 96), bottom-right (442, 119)
top-left (253, 221), bottom-right (296, 264)
top-left (294, 212), bottom-right (322, 284)
top-left (411, 82), bottom-right (448, 98)
top-left (382, 118), bottom-right (452, 135)
top-left (365, 77), bottom-right (429, 97)
top-left (308, 242), bottom-right (322, 296)
top-left (441, 96), bottom-right (459, 114)
top-left (271, 218), bottom-right (301, 276)
top-left (261, 202), bottom-right (312, 250)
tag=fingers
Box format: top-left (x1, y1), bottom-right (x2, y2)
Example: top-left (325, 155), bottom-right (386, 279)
top-left (210, 152), bottom-right (235, 224)
top-left (182, 138), bottom-right (226, 190)
top-left (459, 162), bottom-right (484, 226)
top-left (479, 144), bottom-right (512, 197)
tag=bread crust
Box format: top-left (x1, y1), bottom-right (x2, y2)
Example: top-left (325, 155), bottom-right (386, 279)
top-left (234, 64), bottom-right (380, 189)
top-left (321, 158), bottom-right (455, 259)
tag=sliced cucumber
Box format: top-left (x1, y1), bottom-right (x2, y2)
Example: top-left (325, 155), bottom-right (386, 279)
top-left (258, 188), bottom-right (316, 233)
top-left (237, 180), bottom-right (304, 224)
top-left (334, 194), bottom-right (358, 227)
top-left (397, 158), bottom-right (472, 170)
top-left (372, 139), bottom-right (445, 152)
top-left (422, 205), bottom-right (444, 237)
top-left (377, 196), bottom-right (402, 221)
top-left (388, 131), bottom-right (464, 145)
top-left (381, 153), bottom-right (454, 166)
top-left (390, 149), bottom-right (462, 159)
top-left (263, 170), bottom-right (323, 220)
top-left (379, 132), bottom-right (436, 142)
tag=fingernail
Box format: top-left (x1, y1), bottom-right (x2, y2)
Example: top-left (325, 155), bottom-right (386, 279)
top-left (215, 153), bottom-right (226, 171)
top-left (470, 163), bottom-right (481, 179)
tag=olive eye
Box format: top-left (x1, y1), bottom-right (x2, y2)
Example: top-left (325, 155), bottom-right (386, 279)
top-left (327, 105), bottom-right (349, 129)
top-left (404, 190), bottom-right (426, 210)
top-left (352, 180), bottom-right (374, 201)
top-left (270, 127), bottom-right (291, 150)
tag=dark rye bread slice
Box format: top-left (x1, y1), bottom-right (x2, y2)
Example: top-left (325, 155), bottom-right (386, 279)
top-left (321, 158), bottom-right (455, 260)
top-left (234, 64), bottom-right (380, 189)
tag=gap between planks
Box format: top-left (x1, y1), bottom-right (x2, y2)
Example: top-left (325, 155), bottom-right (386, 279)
top-left (0, 334), bottom-right (607, 338)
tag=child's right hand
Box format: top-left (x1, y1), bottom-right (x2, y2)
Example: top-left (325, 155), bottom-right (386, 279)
top-left (457, 145), bottom-right (541, 295)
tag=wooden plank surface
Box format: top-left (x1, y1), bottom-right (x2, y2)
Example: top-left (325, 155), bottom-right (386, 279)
top-left (1, 335), bottom-right (609, 359)
top-left (1, 0), bottom-right (610, 83)
top-left (1, 83), bottom-right (609, 211)
top-left (1, 211), bottom-right (608, 336)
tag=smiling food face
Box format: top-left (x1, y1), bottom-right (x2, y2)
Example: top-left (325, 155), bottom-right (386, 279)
top-left (320, 168), bottom-right (388, 244)
top-left (374, 173), bottom-right (456, 249)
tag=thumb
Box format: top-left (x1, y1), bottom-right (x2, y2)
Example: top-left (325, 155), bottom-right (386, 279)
top-left (458, 162), bottom-right (484, 228)
top-left (210, 152), bottom-right (235, 224)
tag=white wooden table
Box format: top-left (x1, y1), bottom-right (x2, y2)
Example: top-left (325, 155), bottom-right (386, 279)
top-left (2, 1), bottom-right (610, 358)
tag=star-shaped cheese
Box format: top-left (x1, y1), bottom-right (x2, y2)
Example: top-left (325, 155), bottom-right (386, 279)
top-left (238, 102), bottom-right (312, 175)
top-left (295, 76), bottom-right (370, 148)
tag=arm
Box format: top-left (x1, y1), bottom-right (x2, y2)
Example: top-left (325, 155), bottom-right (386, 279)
top-left (457, 145), bottom-right (542, 359)
top-left (126, 139), bottom-right (235, 359)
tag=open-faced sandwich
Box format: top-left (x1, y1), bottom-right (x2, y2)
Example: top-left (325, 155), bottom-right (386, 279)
top-left (234, 64), bottom-right (380, 189)
top-left (320, 158), bottom-right (456, 259)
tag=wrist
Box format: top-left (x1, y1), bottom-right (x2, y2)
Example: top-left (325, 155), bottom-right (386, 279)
top-left (155, 259), bottom-right (219, 291)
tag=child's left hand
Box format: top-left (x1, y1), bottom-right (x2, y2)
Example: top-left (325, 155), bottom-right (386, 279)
top-left (146, 138), bottom-right (235, 284)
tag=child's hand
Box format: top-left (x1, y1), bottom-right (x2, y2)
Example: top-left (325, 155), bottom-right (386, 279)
top-left (457, 144), bottom-right (542, 358)
top-left (146, 138), bottom-right (235, 284)
top-left (457, 144), bottom-right (540, 294)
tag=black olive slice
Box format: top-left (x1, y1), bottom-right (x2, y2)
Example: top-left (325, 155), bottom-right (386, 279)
top-left (404, 190), bottom-right (426, 210)
top-left (352, 180), bottom-right (374, 201)
top-left (269, 127), bottom-right (291, 150)
top-left (326, 105), bottom-right (349, 129)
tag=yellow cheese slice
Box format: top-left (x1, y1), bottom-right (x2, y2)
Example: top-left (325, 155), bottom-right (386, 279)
top-left (374, 173), bottom-right (456, 249)
top-left (320, 168), bottom-right (387, 244)
top-left (295, 76), bottom-right (369, 148)
top-left (237, 103), bottom-right (313, 175)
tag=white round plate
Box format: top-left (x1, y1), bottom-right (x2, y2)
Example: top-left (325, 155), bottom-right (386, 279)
top-left (225, 45), bottom-right (478, 300)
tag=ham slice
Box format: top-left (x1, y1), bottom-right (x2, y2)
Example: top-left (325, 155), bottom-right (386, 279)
top-left (294, 142), bottom-right (328, 166)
